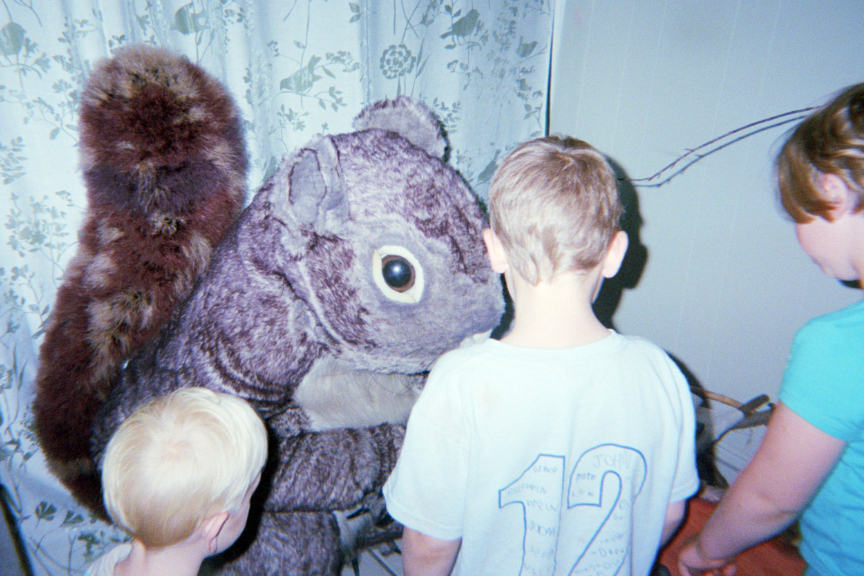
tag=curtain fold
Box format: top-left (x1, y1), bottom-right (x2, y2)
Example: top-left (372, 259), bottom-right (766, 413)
top-left (0, 2), bottom-right (553, 573)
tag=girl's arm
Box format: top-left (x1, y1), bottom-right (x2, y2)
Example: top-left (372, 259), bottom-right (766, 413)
top-left (677, 402), bottom-right (846, 575)
top-left (661, 500), bottom-right (686, 547)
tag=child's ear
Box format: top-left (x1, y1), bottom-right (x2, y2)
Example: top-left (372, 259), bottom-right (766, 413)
top-left (600, 231), bottom-right (629, 279)
top-left (819, 173), bottom-right (855, 215)
top-left (483, 228), bottom-right (509, 274)
top-left (201, 512), bottom-right (230, 554)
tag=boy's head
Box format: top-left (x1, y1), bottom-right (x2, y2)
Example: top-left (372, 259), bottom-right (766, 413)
top-left (487, 136), bottom-right (623, 285)
top-left (777, 82), bottom-right (864, 223)
top-left (102, 387), bottom-right (268, 549)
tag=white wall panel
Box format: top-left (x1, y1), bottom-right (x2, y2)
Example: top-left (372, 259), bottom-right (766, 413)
top-left (550, 0), bottom-right (864, 472)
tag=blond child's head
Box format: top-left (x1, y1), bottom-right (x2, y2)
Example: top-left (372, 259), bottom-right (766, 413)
top-left (487, 135), bottom-right (623, 285)
top-left (101, 387), bottom-right (268, 549)
top-left (777, 82), bottom-right (864, 223)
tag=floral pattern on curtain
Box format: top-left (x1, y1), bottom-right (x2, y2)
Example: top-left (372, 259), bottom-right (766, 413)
top-left (0, 1), bottom-right (552, 574)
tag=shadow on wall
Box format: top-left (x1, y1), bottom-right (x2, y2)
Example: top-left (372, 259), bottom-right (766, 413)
top-left (490, 274), bottom-right (513, 340)
top-left (665, 353), bottom-right (727, 488)
top-left (593, 158), bottom-right (648, 329)
top-left (592, 160), bottom-right (754, 491)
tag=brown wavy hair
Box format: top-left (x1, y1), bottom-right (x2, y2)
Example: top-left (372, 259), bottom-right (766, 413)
top-left (777, 83), bottom-right (864, 222)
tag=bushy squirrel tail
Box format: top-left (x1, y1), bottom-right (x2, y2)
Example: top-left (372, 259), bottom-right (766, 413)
top-left (32, 44), bottom-right (248, 515)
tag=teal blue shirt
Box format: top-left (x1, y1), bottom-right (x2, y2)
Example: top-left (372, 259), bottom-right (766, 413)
top-left (779, 299), bottom-right (864, 576)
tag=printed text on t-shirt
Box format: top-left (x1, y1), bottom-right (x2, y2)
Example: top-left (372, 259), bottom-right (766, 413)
top-left (499, 444), bottom-right (647, 576)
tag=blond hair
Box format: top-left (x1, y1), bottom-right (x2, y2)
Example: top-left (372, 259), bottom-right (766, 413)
top-left (488, 136), bottom-right (622, 284)
top-left (777, 83), bottom-right (864, 222)
top-left (102, 387), bottom-right (268, 548)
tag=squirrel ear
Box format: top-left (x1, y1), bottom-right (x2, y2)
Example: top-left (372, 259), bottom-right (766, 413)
top-left (353, 96), bottom-right (447, 159)
top-left (288, 138), bottom-right (348, 227)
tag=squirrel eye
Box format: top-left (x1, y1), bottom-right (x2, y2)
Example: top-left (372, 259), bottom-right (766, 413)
top-left (372, 246), bottom-right (424, 303)
top-left (381, 255), bottom-right (415, 292)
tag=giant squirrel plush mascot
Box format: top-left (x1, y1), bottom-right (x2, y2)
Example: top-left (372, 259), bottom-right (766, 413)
top-left (33, 44), bottom-right (504, 574)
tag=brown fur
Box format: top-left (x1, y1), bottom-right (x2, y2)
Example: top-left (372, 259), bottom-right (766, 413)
top-left (32, 45), bottom-right (248, 513)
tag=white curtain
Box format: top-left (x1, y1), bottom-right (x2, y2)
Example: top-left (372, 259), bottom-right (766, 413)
top-left (0, 1), bottom-right (553, 574)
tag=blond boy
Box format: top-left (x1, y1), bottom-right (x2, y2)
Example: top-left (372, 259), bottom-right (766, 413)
top-left (85, 387), bottom-right (268, 576)
top-left (384, 136), bottom-right (699, 576)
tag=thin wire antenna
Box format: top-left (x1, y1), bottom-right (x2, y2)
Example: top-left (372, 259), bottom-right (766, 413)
top-left (629, 116), bottom-right (809, 188)
top-left (625, 106), bottom-right (818, 186)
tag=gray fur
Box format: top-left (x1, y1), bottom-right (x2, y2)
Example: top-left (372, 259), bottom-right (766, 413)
top-left (91, 98), bottom-right (504, 574)
top-left (352, 96), bottom-right (447, 159)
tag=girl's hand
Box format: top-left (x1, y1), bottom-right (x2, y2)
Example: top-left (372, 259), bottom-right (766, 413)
top-left (677, 535), bottom-right (737, 576)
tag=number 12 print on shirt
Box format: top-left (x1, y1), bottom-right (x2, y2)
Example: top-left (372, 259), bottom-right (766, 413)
top-left (499, 444), bottom-right (647, 576)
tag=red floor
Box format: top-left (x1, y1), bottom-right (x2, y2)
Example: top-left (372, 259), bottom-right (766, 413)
top-left (658, 498), bottom-right (805, 576)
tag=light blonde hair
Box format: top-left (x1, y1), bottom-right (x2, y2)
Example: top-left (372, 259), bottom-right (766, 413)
top-left (488, 135), bottom-right (622, 284)
top-left (777, 82), bottom-right (864, 223)
top-left (102, 387), bottom-right (268, 548)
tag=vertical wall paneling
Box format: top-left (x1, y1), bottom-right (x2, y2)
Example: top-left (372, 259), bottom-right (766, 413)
top-left (550, 0), bottom-right (864, 477)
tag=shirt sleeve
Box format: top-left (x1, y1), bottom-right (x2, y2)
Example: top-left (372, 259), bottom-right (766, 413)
top-left (668, 355), bottom-right (700, 502)
top-left (780, 319), bottom-right (864, 441)
top-left (383, 359), bottom-right (469, 541)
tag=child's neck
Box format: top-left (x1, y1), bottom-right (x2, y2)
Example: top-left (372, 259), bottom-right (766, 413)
top-left (114, 539), bottom-right (205, 576)
top-left (501, 268), bottom-right (610, 349)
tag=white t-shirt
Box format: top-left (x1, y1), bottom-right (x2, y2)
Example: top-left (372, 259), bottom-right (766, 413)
top-left (84, 543), bottom-right (132, 576)
top-left (384, 332), bottom-right (699, 576)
